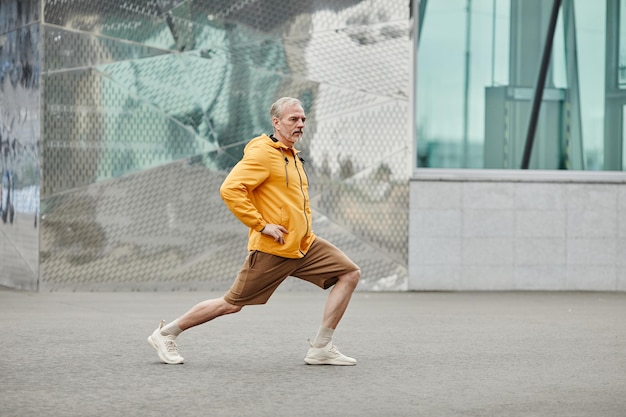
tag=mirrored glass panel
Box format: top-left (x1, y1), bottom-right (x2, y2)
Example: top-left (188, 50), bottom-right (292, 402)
top-left (0, 9), bottom-right (41, 290)
top-left (37, 0), bottom-right (411, 291)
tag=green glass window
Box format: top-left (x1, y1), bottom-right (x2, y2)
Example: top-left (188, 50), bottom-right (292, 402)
top-left (416, 0), bottom-right (625, 171)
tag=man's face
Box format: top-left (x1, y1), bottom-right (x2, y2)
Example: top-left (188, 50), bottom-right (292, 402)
top-left (273, 103), bottom-right (306, 148)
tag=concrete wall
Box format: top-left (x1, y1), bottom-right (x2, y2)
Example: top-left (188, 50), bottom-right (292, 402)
top-left (409, 170), bottom-right (626, 291)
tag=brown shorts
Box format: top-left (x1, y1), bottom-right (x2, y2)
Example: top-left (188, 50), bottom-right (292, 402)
top-left (224, 237), bottom-right (359, 306)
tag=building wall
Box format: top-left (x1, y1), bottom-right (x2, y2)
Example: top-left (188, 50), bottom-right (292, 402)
top-left (409, 171), bottom-right (626, 291)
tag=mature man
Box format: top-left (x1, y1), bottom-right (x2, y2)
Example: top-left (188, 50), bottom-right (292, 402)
top-left (148, 97), bottom-right (360, 365)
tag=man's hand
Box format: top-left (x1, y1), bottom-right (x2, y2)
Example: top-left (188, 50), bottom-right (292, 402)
top-left (261, 224), bottom-right (289, 244)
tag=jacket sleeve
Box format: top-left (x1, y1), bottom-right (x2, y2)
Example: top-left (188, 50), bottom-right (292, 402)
top-left (220, 144), bottom-right (269, 232)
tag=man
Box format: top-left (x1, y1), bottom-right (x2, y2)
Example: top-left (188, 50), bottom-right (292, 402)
top-left (148, 97), bottom-right (361, 365)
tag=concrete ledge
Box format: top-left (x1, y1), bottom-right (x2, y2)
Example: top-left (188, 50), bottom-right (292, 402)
top-left (413, 168), bottom-right (626, 183)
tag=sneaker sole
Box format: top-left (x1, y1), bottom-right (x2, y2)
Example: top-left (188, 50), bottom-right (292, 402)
top-left (147, 335), bottom-right (184, 365)
top-left (304, 358), bottom-right (357, 366)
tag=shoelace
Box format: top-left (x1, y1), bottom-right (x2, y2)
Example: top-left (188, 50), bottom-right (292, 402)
top-left (307, 338), bottom-right (340, 356)
top-left (327, 344), bottom-right (340, 355)
top-left (163, 339), bottom-right (179, 353)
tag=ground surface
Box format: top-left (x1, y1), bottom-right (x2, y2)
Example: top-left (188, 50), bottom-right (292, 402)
top-left (1, 289), bottom-right (625, 416)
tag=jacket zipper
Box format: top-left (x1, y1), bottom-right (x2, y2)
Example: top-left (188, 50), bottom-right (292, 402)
top-left (280, 148), bottom-right (289, 186)
top-left (293, 152), bottom-right (309, 255)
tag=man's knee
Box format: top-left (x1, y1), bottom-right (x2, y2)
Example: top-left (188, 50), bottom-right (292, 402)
top-left (229, 304), bottom-right (244, 314)
top-left (228, 304), bottom-right (243, 314)
top-left (221, 297), bottom-right (244, 314)
top-left (340, 269), bottom-right (360, 289)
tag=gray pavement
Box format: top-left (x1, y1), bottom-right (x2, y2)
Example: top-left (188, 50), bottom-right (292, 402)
top-left (1, 287), bottom-right (625, 417)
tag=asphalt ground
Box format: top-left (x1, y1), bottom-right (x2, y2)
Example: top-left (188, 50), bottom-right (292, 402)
top-left (1, 287), bottom-right (625, 417)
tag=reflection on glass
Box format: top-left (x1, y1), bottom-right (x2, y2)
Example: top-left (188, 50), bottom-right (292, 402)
top-left (575, 0), bottom-right (605, 170)
top-left (417, 0), bottom-right (623, 171)
top-left (0, 13), bottom-right (41, 290)
top-left (620, 0), bottom-right (626, 87)
top-left (623, 105), bottom-right (626, 167)
top-left (417, 0), bottom-right (511, 169)
top-left (31, 0), bottom-right (412, 292)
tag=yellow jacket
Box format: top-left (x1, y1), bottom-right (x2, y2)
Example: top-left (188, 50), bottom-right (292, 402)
top-left (220, 134), bottom-right (315, 258)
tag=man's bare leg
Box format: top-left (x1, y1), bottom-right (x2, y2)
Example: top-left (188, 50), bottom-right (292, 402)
top-left (304, 269), bottom-right (360, 365)
top-left (322, 269), bottom-right (360, 329)
top-left (148, 297), bottom-right (241, 364)
top-left (177, 297), bottom-right (242, 330)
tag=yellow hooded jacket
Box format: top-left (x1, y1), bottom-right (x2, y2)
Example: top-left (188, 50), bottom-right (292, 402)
top-left (220, 134), bottom-right (315, 258)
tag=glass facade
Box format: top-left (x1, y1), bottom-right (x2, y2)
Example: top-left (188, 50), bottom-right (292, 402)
top-left (416, 0), bottom-right (626, 171)
top-left (0, 0), bottom-right (41, 290)
top-left (0, 0), bottom-right (412, 291)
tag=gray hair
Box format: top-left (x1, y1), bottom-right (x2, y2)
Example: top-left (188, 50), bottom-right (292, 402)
top-left (270, 97), bottom-right (302, 119)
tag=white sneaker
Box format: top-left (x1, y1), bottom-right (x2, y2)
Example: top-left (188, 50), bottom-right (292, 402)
top-left (147, 320), bottom-right (184, 364)
top-left (304, 340), bottom-right (357, 366)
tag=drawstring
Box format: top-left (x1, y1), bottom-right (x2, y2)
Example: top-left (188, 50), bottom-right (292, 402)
top-left (280, 148), bottom-right (289, 186)
top-left (278, 146), bottom-right (303, 188)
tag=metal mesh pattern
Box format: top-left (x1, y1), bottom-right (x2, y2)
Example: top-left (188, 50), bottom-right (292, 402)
top-left (2, 0), bottom-right (412, 291)
top-left (42, 68), bottom-right (214, 195)
top-left (40, 158), bottom-right (248, 290)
